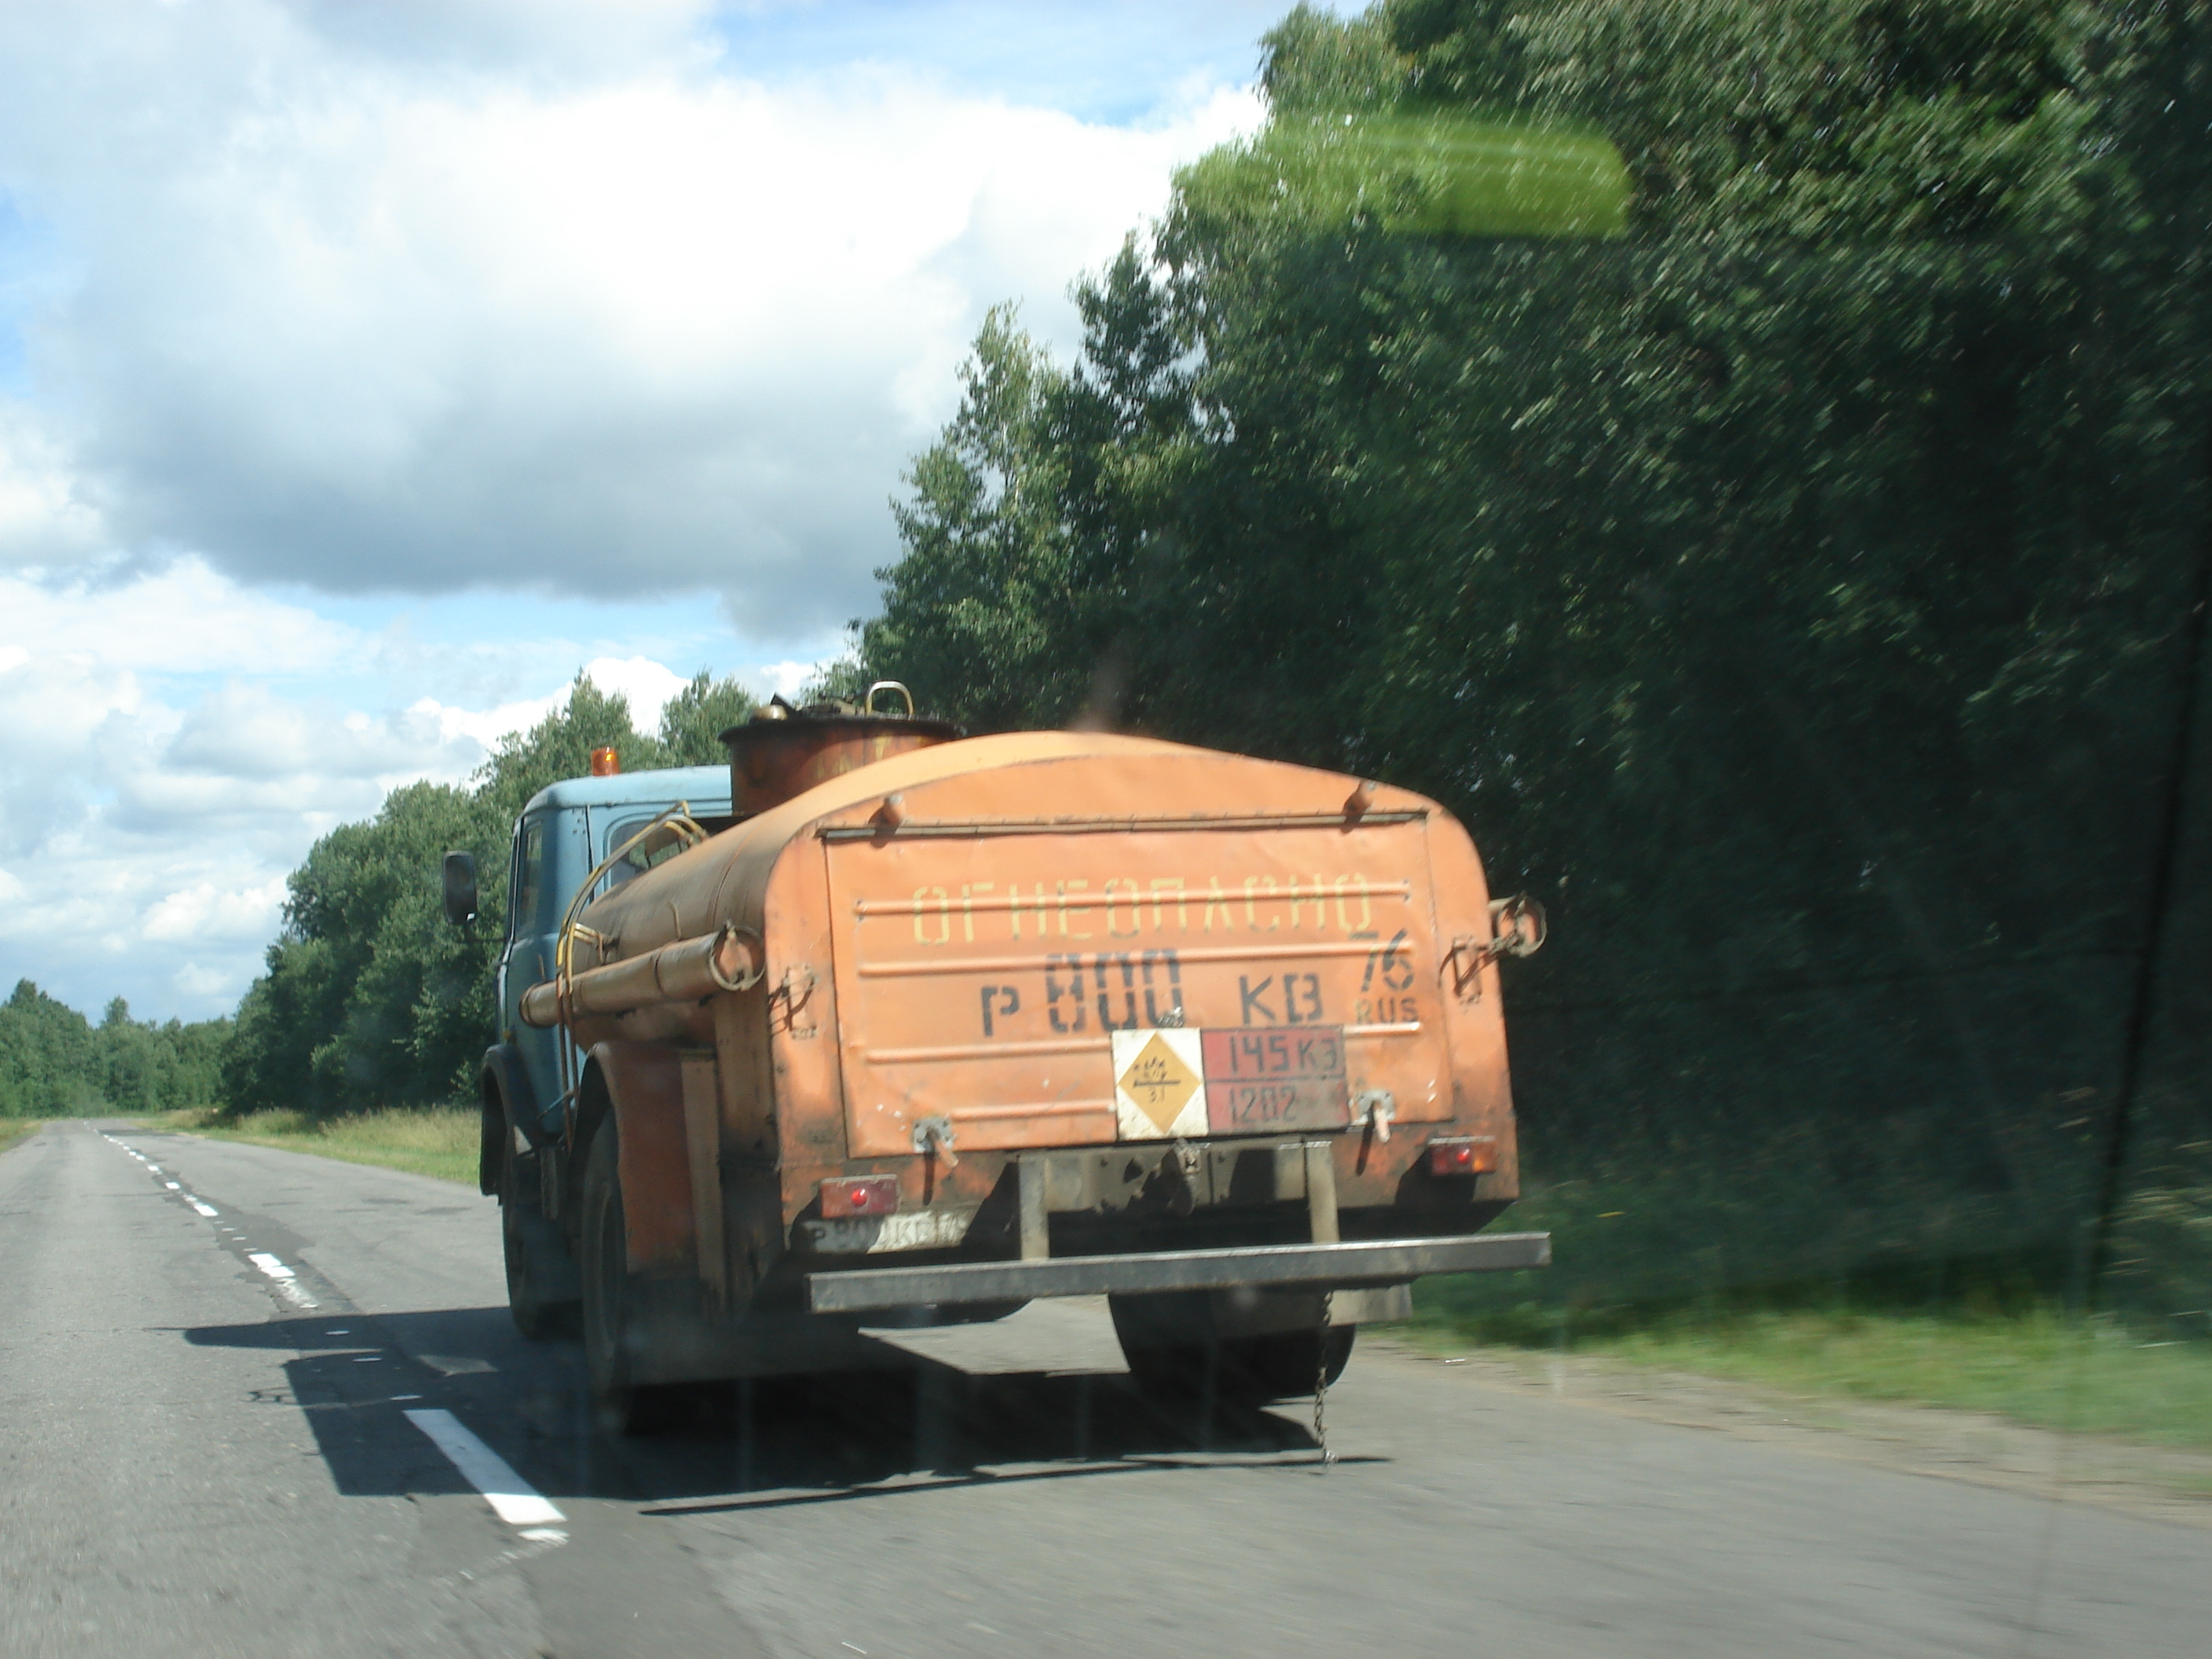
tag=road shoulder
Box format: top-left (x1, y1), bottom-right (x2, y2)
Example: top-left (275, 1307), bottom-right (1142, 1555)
top-left (1372, 1333), bottom-right (2212, 1528)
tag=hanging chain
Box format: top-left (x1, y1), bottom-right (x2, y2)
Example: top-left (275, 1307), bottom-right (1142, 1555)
top-left (1313, 1291), bottom-right (1335, 1469)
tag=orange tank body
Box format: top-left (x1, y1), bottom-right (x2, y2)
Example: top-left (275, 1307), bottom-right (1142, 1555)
top-left (552, 731), bottom-right (1529, 1281)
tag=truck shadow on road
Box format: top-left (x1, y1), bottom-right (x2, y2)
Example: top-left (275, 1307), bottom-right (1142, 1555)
top-left (182, 1306), bottom-right (1349, 1510)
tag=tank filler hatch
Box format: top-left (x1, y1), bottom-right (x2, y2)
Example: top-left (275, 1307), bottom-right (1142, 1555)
top-left (718, 680), bottom-right (960, 816)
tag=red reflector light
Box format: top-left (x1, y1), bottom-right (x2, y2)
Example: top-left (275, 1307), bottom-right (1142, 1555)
top-left (1427, 1137), bottom-right (1497, 1176)
top-left (820, 1174), bottom-right (899, 1219)
top-left (589, 746), bottom-right (620, 777)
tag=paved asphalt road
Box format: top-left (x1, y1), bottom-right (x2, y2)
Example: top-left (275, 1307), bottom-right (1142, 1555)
top-left (2, 1119), bottom-right (2206, 1659)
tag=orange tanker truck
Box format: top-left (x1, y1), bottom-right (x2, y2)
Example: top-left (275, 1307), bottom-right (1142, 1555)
top-left (452, 687), bottom-right (1548, 1429)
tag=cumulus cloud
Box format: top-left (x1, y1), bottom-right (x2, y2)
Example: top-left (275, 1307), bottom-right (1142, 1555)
top-left (0, 561), bottom-right (726, 1016)
top-left (162, 682), bottom-right (478, 784)
top-left (280, 0), bottom-right (714, 75)
top-left (571, 656), bottom-right (693, 729)
top-left (0, 563), bottom-right (357, 674)
top-left (0, 646), bottom-right (149, 858)
top-left (0, 0), bottom-right (1259, 632)
top-left (141, 877), bottom-right (289, 945)
top-left (0, 406), bottom-right (103, 562)
top-left (0, 0), bottom-right (1272, 1020)
top-left (406, 653), bottom-right (692, 753)
top-left (174, 959), bottom-right (246, 1000)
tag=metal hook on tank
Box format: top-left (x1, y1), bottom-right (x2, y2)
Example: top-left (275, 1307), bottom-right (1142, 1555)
top-left (911, 1114), bottom-right (958, 1169)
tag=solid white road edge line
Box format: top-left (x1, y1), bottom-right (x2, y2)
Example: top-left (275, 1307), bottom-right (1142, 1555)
top-left (405, 1408), bottom-right (567, 1531)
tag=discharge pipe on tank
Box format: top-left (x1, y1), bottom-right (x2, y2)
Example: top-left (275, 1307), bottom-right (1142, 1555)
top-left (519, 924), bottom-right (764, 1028)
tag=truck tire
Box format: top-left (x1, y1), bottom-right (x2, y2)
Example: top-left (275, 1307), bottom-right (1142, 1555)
top-left (500, 1143), bottom-right (579, 1340)
top-left (580, 1120), bottom-right (650, 1432)
top-left (1109, 1296), bottom-right (1355, 1404)
top-left (580, 1119), bottom-right (690, 1434)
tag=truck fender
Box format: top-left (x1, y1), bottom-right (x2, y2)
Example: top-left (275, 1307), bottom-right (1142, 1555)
top-left (478, 1044), bottom-right (540, 1196)
top-left (581, 1040), bottom-right (698, 1277)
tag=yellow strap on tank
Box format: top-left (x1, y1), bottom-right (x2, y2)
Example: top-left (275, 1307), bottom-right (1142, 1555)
top-left (549, 804), bottom-right (711, 1118)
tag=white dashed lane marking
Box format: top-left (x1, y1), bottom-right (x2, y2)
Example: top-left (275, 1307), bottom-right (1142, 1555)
top-left (246, 1250), bottom-right (320, 1309)
top-left (100, 1132), bottom-right (558, 1557)
top-left (405, 1408), bottom-right (566, 1536)
top-left (101, 1131), bottom-right (318, 1308)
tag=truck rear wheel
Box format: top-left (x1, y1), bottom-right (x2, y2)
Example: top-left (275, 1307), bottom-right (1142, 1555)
top-left (1109, 1295), bottom-right (1355, 1404)
top-left (501, 1141), bottom-right (579, 1340)
top-left (581, 1119), bottom-right (655, 1434)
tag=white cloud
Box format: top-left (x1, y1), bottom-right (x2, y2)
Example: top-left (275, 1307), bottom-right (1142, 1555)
top-left (141, 877), bottom-right (288, 944)
top-left (756, 657), bottom-right (826, 700)
top-left (577, 655), bottom-right (690, 729)
top-left (279, 0), bottom-right (715, 76)
top-left (0, 1), bottom-right (1271, 1020)
top-left (174, 959), bottom-right (246, 1000)
top-left (0, 561), bottom-right (357, 674)
top-left (0, 2), bottom-right (1260, 632)
top-left (407, 690), bottom-right (566, 755)
top-left (0, 647), bottom-right (148, 857)
top-left (0, 562), bottom-right (739, 1016)
top-left (167, 682), bottom-right (418, 781)
top-left (0, 406), bottom-right (104, 563)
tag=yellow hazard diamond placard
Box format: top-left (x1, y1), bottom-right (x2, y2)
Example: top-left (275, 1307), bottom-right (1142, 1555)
top-left (1111, 1027), bottom-right (1207, 1140)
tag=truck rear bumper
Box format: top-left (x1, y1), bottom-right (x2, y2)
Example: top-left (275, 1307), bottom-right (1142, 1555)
top-left (804, 1231), bottom-right (1550, 1315)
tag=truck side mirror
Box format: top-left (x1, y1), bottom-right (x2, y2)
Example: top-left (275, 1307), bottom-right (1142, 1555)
top-left (442, 851), bottom-right (479, 928)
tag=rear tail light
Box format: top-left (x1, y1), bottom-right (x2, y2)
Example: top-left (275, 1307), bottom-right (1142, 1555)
top-left (1427, 1136), bottom-right (1497, 1176)
top-left (820, 1174), bottom-right (899, 1218)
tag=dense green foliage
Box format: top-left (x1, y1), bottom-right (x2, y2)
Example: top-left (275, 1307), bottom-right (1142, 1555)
top-left (852, 0), bottom-right (2212, 1314)
top-left (0, 981), bottom-right (229, 1118)
top-left (220, 671), bottom-right (753, 1118)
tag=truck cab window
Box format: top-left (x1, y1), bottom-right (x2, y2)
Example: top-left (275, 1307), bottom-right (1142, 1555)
top-left (603, 815), bottom-right (688, 891)
top-left (514, 817), bottom-right (545, 935)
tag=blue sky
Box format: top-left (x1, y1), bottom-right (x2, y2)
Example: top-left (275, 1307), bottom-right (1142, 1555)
top-left (0, 0), bottom-right (1300, 1021)
top-left (712, 2), bottom-right (1286, 121)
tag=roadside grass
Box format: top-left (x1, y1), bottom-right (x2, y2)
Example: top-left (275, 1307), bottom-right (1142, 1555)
top-left (143, 1105), bottom-right (479, 1185)
top-left (0, 1116), bottom-right (56, 1157)
top-left (1402, 1295), bottom-right (2212, 1453)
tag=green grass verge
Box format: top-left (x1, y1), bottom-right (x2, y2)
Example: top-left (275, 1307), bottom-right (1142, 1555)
top-left (1404, 1299), bottom-right (2212, 1452)
top-left (143, 1106), bottom-right (479, 1185)
top-left (0, 1117), bottom-right (53, 1157)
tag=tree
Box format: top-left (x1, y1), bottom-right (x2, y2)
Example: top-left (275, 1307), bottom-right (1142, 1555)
top-left (0, 980), bottom-right (228, 1118)
top-left (851, 0), bottom-right (2212, 1303)
top-left (657, 670), bottom-right (757, 764)
top-left (857, 306), bottom-right (1096, 731)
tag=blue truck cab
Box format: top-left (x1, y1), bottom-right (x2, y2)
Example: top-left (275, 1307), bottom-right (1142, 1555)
top-left (492, 766), bottom-right (734, 1152)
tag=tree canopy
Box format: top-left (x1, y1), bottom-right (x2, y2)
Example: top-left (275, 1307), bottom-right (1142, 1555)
top-left (850, 0), bottom-right (2212, 1309)
top-left (0, 981), bottom-right (229, 1119)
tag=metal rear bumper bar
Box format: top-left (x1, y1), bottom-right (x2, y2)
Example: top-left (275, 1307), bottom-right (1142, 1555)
top-left (804, 1231), bottom-right (1550, 1315)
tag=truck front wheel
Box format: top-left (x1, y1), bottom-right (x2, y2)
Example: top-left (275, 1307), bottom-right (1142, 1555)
top-left (500, 1141), bottom-right (579, 1340)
